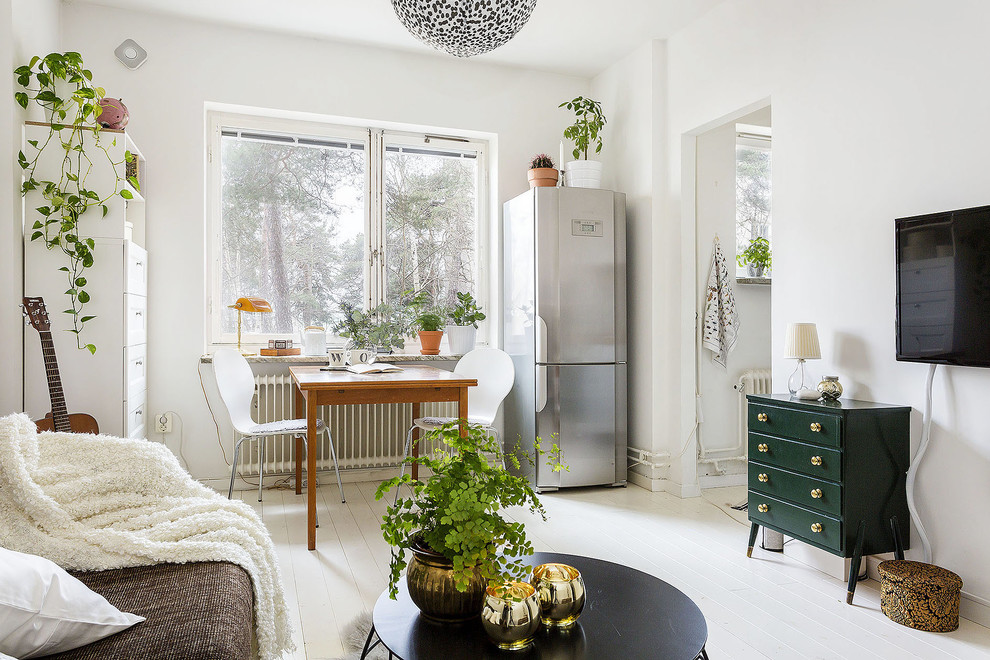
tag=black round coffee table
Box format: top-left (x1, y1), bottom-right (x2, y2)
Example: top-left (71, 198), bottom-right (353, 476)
top-left (362, 552), bottom-right (709, 660)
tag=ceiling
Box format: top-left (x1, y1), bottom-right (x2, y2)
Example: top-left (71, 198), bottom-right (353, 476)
top-left (68, 0), bottom-right (725, 77)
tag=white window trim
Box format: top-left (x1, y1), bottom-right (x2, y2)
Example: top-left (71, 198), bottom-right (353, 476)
top-left (205, 111), bottom-right (492, 350)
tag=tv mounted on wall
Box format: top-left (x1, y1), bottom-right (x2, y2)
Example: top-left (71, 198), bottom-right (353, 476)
top-left (895, 204), bottom-right (990, 367)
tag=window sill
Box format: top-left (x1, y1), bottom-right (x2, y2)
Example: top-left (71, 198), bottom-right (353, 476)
top-left (736, 277), bottom-right (771, 286)
top-left (199, 352), bottom-right (463, 364)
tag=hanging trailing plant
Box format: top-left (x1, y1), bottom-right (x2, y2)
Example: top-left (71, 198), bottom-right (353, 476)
top-left (15, 52), bottom-right (135, 354)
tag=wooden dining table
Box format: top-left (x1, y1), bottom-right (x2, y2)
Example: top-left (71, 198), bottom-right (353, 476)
top-left (289, 365), bottom-right (477, 550)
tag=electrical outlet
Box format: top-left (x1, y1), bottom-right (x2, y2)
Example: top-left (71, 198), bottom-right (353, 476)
top-left (155, 412), bottom-right (173, 434)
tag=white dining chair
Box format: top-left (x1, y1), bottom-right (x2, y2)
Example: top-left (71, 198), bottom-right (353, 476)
top-left (394, 347), bottom-right (514, 503)
top-left (212, 347), bottom-right (344, 504)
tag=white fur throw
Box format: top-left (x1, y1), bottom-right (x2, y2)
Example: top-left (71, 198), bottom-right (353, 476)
top-left (0, 414), bottom-right (293, 660)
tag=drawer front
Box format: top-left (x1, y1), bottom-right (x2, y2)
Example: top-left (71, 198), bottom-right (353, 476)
top-left (749, 403), bottom-right (841, 448)
top-left (125, 242), bottom-right (147, 295)
top-left (125, 294), bottom-right (147, 347)
top-left (749, 432), bottom-right (842, 481)
top-left (749, 461), bottom-right (842, 516)
top-left (124, 344), bottom-right (147, 402)
top-left (125, 392), bottom-right (147, 439)
top-left (748, 490), bottom-right (842, 554)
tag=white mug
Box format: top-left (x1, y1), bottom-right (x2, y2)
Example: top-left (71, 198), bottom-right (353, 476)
top-left (328, 349), bottom-right (349, 367)
top-left (352, 349), bottom-right (375, 365)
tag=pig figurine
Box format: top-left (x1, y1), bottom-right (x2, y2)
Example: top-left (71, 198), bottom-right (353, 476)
top-left (97, 98), bottom-right (129, 130)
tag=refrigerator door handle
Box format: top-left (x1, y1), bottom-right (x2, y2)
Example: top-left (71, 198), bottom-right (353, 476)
top-left (536, 365), bottom-right (548, 412)
top-left (536, 315), bottom-right (548, 364)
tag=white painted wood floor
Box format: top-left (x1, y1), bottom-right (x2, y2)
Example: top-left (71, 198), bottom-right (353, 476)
top-left (237, 482), bottom-right (990, 660)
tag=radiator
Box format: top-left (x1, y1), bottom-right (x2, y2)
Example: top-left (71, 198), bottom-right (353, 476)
top-left (734, 368), bottom-right (772, 448)
top-left (237, 374), bottom-right (457, 475)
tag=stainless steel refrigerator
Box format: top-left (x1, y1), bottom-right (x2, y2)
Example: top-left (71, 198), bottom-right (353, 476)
top-left (502, 187), bottom-right (627, 490)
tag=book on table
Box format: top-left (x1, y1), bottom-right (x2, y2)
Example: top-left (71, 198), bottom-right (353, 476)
top-left (346, 363), bottom-right (403, 375)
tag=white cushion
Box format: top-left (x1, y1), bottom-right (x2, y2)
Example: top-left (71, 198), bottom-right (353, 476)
top-left (249, 417), bottom-right (325, 435)
top-left (0, 547), bottom-right (144, 659)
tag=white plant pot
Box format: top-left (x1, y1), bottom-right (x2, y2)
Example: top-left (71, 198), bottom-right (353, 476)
top-left (445, 325), bottom-right (477, 355)
top-left (564, 160), bottom-right (603, 188)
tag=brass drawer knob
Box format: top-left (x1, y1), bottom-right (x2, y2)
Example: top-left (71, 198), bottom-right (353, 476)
top-left (758, 443), bottom-right (769, 453)
top-left (811, 523), bottom-right (823, 533)
top-left (810, 488), bottom-right (823, 499)
top-left (810, 455), bottom-right (823, 466)
top-left (758, 473), bottom-right (769, 483)
top-left (757, 504), bottom-right (769, 513)
top-left (810, 422), bottom-right (822, 432)
top-left (757, 413), bottom-right (768, 422)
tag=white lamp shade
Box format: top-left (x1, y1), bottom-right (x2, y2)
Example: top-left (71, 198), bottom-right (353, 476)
top-left (784, 323), bottom-right (821, 360)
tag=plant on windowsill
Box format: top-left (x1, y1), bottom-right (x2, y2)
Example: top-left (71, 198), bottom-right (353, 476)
top-left (375, 421), bottom-right (564, 622)
top-left (559, 95), bottom-right (606, 188)
top-left (736, 236), bottom-right (772, 278)
top-left (405, 290), bottom-right (446, 355)
top-left (332, 301), bottom-right (409, 354)
top-left (445, 291), bottom-right (486, 355)
top-left (15, 52), bottom-right (135, 354)
top-left (527, 153), bottom-right (558, 189)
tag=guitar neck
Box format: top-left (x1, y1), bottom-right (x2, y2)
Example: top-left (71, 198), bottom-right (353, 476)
top-left (38, 331), bottom-right (71, 433)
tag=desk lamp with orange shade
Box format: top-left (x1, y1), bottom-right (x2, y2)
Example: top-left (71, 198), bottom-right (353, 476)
top-left (228, 297), bottom-right (272, 355)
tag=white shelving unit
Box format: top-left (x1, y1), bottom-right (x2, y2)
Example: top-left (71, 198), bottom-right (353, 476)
top-left (22, 122), bottom-right (148, 438)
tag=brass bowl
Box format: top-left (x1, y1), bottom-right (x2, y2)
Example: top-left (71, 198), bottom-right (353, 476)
top-left (406, 541), bottom-right (485, 622)
top-left (531, 563), bottom-right (586, 628)
top-left (481, 581), bottom-right (542, 650)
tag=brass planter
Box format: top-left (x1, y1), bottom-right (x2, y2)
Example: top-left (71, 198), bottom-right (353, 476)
top-left (481, 581), bottom-right (541, 650)
top-left (406, 541), bottom-right (485, 622)
top-left (531, 563), bottom-right (585, 628)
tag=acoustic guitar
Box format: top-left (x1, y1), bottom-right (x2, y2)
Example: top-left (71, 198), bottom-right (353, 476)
top-left (22, 296), bottom-right (100, 434)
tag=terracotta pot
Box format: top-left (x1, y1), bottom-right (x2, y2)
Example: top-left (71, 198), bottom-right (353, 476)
top-left (406, 540), bottom-right (486, 622)
top-left (527, 167), bottom-right (559, 188)
top-left (418, 330), bottom-right (443, 355)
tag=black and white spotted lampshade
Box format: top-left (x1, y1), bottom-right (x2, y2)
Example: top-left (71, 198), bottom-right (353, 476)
top-left (392, 0), bottom-right (538, 58)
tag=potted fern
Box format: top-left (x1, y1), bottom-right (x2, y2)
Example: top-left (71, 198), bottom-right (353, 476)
top-left (445, 291), bottom-right (486, 355)
top-left (527, 153), bottom-right (558, 188)
top-left (375, 421), bottom-right (563, 622)
top-left (559, 96), bottom-right (606, 188)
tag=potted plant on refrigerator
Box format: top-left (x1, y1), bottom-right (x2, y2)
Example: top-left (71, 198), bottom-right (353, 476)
top-left (559, 96), bottom-right (606, 188)
top-left (445, 291), bottom-right (486, 355)
top-left (375, 421), bottom-right (564, 622)
top-left (527, 153), bottom-right (558, 188)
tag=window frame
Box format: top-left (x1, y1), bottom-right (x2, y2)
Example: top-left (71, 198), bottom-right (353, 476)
top-left (205, 111), bottom-right (491, 349)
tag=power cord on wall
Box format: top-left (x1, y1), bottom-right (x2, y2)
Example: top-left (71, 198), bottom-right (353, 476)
top-left (906, 362), bottom-right (937, 564)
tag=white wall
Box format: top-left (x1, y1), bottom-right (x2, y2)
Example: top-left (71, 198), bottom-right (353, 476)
top-left (59, 3), bottom-right (588, 482)
top-left (591, 42), bottom-right (657, 484)
top-left (664, 0), bottom-right (990, 612)
top-left (2, 0), bottom-right (60, 413)
top-left (695, 107), bottom-right (771, 481)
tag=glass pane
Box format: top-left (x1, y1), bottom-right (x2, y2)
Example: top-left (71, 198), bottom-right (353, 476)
top-left (735, 144), bottom-right (772, 277)
top-left (383, 144), bottom-right (479, 310)
top-left (220, 134), bottom-right (366, 336)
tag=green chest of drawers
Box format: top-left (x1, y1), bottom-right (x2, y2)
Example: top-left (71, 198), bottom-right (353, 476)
top-left (745, 394), bottom-right (911, 604)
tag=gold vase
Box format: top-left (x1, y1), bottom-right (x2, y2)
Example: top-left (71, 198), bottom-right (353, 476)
top-left (817, 375), bottom-right (843, 401)
top-left (531, 563), bottom-right (586, 628)
top-left (481, 581), bottom-right (542, 650)
top-left (406, 541), bottom-right (485, 622)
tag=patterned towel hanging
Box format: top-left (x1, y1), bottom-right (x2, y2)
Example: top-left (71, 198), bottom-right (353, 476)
top-left (701, 236), bottom-right (740, 368)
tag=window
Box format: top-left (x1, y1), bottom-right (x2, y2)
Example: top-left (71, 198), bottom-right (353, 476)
top-left (734, 124), bottom-right (772, 278)
top-left (207, 113), bottom-right (489, 346)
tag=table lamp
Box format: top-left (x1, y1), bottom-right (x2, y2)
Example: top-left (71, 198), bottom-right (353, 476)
top-left (228, 297), bottom-right (272, 355)
top-left (784, 322), bottom-right (821, 397)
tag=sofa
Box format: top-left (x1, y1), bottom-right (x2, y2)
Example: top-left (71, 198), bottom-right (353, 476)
top-left (38, 562), bottom-right (253, 660)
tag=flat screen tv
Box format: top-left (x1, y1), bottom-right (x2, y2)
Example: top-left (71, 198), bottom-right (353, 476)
top-left (896, 204), bottom-right (990, 366)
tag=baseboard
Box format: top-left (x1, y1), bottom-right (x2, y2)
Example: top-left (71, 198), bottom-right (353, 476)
top-left (665, 479), bottom-right (702, 498)
top-left (199, 466), bottom-right (400, 493)
top-left (627, 471), bottom-right (665, 492)
top-left (698, 473), bottom-right (747, 489)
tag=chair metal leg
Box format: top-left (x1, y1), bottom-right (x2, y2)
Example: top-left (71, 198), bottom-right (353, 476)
top-left (228, 436), bottom-right (246, 499)
top-left (394, 425), bottom-right (416, 506)
top-left (326, 427), bottom-right (345, 503)
top-left (258, 439), bottom-right (266, 502)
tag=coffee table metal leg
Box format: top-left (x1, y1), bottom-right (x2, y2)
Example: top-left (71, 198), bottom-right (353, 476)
top-left (699, 646), bottom-right (710, 659)
top-left (360, 623), bottom-right (381, 659)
